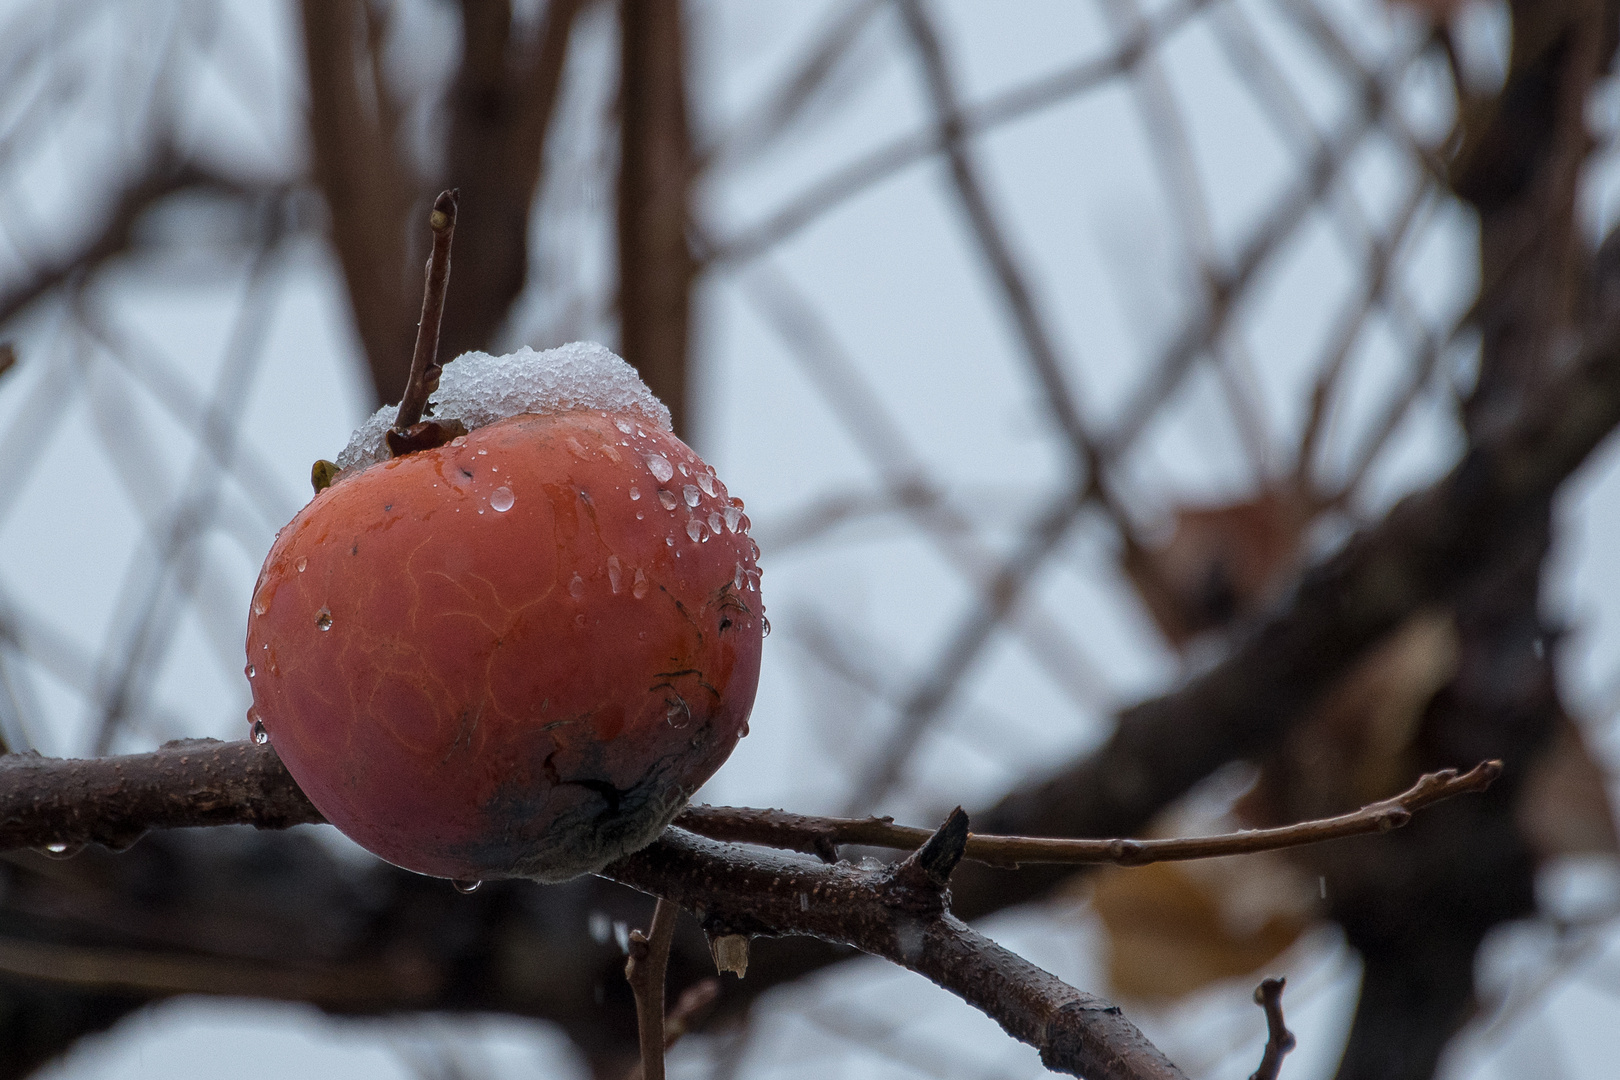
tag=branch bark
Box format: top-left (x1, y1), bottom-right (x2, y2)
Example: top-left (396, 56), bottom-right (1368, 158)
top-left (618, 0), bottom-right (695, 435)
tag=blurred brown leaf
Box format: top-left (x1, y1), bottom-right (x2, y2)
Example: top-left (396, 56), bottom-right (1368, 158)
top-left (1123, 488), bottom-right (1315, 646)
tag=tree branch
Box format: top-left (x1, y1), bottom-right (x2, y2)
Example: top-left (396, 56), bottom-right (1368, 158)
top-left (624, 897), bottom-right (678, 1080)
top-left (604, 817), bottom-right (1189, 1080)
top-left (1248, 978), bottom-right (1295, 1080)
top-left (679, 761), bottom-right (1499, 867)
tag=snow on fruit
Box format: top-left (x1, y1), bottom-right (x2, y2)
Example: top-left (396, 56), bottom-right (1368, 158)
top-left (245, 343), bottom-right (764, 883)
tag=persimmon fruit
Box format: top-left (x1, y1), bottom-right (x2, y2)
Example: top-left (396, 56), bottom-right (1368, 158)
top-left (245, 346), bottom-right (763, 883)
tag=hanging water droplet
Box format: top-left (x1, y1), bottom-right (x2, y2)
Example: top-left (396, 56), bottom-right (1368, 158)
top-left (633, 568), bottom-right (649, 599)
top-left (251, 716), bottom-right (270, 744)
top-left (644, 453), bottom-right (674, 482)
top-left (296, 556), bottom-right (307, 573)
top-left (740, 721), bottom-right (750, 737)
top-left (697, 473), bottom-right (716, 497)
top-left (724, 506), bottom-right (743, 533)
top-left (315, 608), bottom-right (333, 631)
top-left (629, 485), bottom-right (641, 501)
top-left (246, 664), bottom-right (256, 679)
top-left (607, 556), bottom-right (623, 594)
top-left (686, 518), bottom-right (704, 542)
top-left (453, 879), bottom-right (482, 894)
top-left (709, 511), bottom-right (722, 536)
top-left (252, 589), bottom-right (269, 616)
top-left (762, 616), bottom-right (772, 637)
top-left (615, 418), bottom-right (634, 434)
top-left (658, 489), bottom-right (678, 510)
top-left (683, 484), bottom-right (700, 507)
top-left (569, 573), bottom-right (585, 599)
top-left (491, 486), bottom-right (515, 512)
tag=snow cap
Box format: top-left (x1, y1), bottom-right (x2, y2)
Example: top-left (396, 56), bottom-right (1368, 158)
top-left (336, 342), bottom-right (671, 470)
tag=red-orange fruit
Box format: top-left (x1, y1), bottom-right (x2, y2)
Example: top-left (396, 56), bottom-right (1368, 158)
top-left (245, 409), bottom-right (763, 882)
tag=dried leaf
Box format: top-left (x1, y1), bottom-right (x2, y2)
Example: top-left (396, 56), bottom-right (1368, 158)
top-left (1091, 855), bottom-right (1313, 1001)
top-left (1123, 488), bottom-right (1315, 646)
top-left (1517, 718), bottom-right (1619, 859)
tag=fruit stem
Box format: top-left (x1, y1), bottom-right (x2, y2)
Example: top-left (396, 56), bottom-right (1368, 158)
top-left (394, 188), bottom-right (459, 432)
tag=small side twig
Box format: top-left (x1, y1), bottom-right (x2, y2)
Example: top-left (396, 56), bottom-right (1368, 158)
top-left (1248, 977), bottom-right (1295, 1080)
top-left (624, 897), bottom-right (679, 1080)
top-left (625, 978), bottom-right (719, 1080)
top-left (675, 761), bottom-right (1501, 867)
top-left (390, 189), bottom-right (459, 449)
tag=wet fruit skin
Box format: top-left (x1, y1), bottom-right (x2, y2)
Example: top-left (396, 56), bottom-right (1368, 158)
top-left (246, 409), bottom-right (763, 882)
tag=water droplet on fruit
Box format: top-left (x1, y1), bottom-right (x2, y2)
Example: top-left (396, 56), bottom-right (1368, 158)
top-left (246, 664), bottom-right (256, 679)
top-left (569, 573), bottom-right (585, 598)
top-left (740, 721), bottom-right (750, 737)
top-left (607, 556), bottom-right (622, 594)
top-left (296, 556), bottom-right (307, 573)
top-left (491, 465), bottom-right (499, 473)
top-left (686, 518), bottom-right (704, 542)
top-left (683, 484), bottom-right (700, 507)
top-left (709, 511), bottom-right (723, 535)
top-left (658, 489), bottom-right (677, 510)
top-left (491, 486), bottom-right (515, 512)
top-left (724, 506), bottom-right (743, 533)
top-left (251, 715), bottom-right (270, 744)
top-left (575, 614), bottom-right (587, 627)
top-left (678, 461), bottom-right (690, 477)
top-left (451, 435), bottom-right (466, 447)
top-left (453, 879), bottom-right (482, 894)
top-left (252, 589), bottom-right (269, 616)
top-left (636, 510), bottom-right (644, 520)
top-left (629, 485), bottom-right (641, 501)
top-left (665, 536), bottom-right (675, 547)
top-left (633, 568), bottom-right (649, 598)
top-left (762, 616), bottom-right (772, 637)
top-left (315, 608), bottom-right (333, 631)
top-left (734, 563), bottom-right (745, 590)
top-left (477, 448), bottom-right (487, 456)
top-left (644, 453), bottom-right (674, 482)
top-left (697, 473), bottom-right (716, 497)
top-left (615, 418), bottom-right (633, 434)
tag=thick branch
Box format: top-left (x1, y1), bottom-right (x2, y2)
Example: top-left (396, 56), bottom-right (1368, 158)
top-left (604, 825), bottom-right (1187, 1080)
top-left (0, 740), bottom-right (317, 853)
top-left (618, 0), bottom-right (695, 435)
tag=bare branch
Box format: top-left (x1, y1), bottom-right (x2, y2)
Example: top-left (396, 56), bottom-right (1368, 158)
top-left (703, 0), bottom-right (1213, 267)
top-left (393, 190), bottom-right (459, 433)
top-left (619, 0), bottom-right (696, 435)
top-left (1248, 978), bottom-right (1295, 1080)
top-left (438, 0), bottom-right (585, 362)
top-left (606, 822), bottom-right (1189, 1080)
top-left (896, 0), bottom-right (1105, 483)
top-left (681, 761), bottom-right (1500, 866)
top-left (299, 0), bottom-right (418, 403)
top-left (625, 898), bottom-right (679, 1080)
